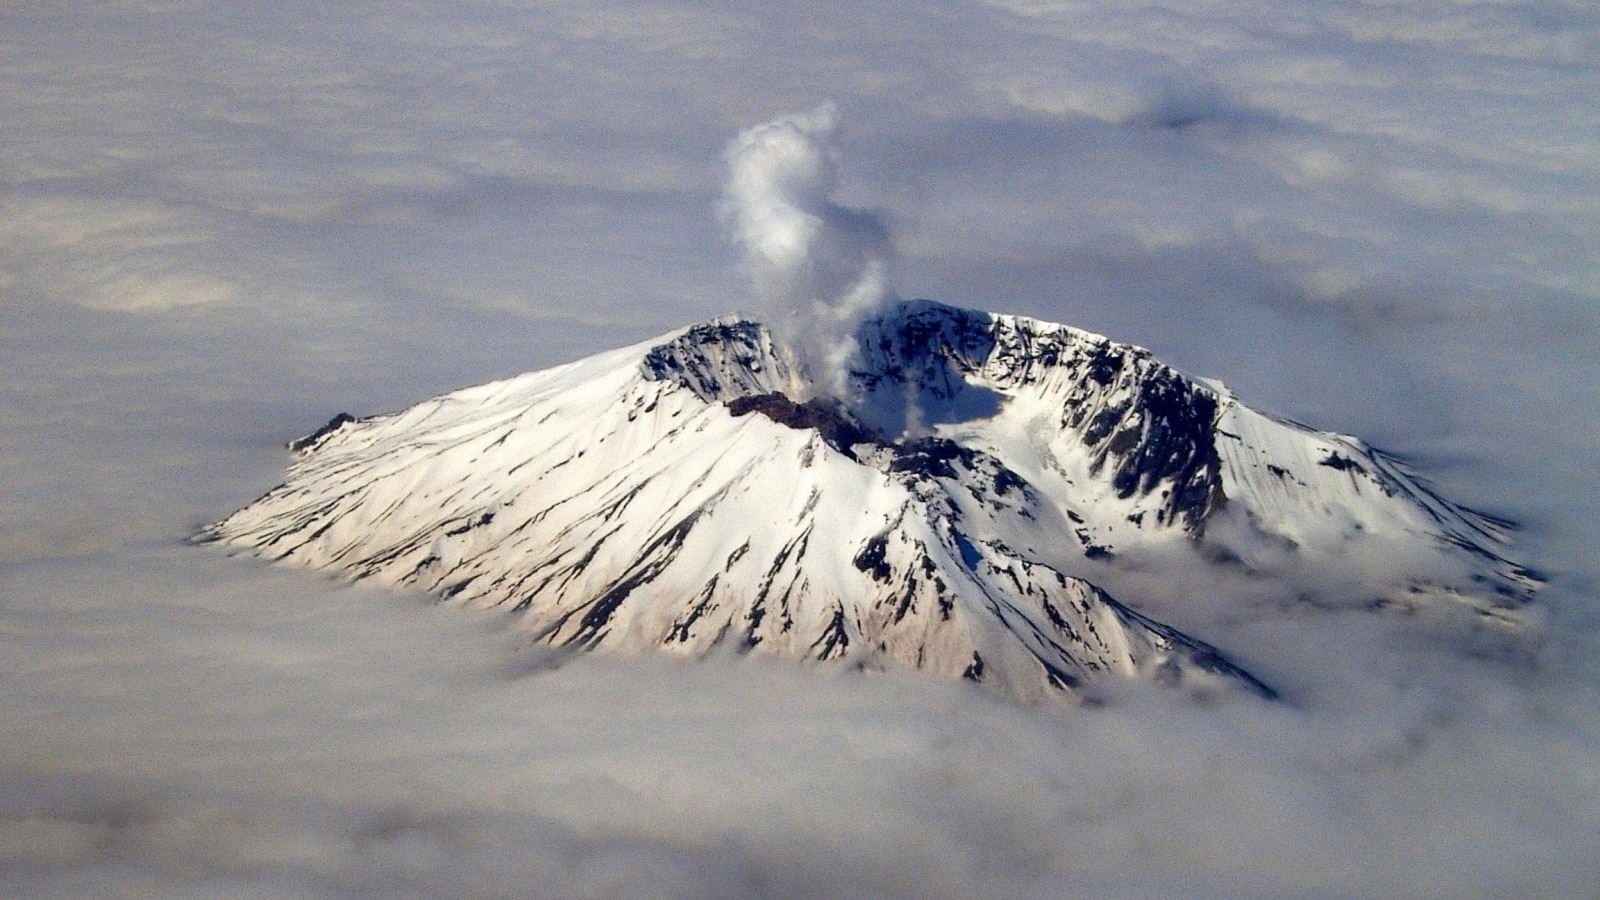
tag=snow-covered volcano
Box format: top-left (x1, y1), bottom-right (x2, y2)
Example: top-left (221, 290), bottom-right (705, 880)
top-left (208, 301), bottom-right (1539, 702)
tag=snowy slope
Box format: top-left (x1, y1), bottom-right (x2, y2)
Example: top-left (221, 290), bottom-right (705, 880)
top-left (208, 301), bottom-right (1538, 702)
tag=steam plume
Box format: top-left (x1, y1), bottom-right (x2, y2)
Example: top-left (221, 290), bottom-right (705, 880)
top-left (722, 103), bottom-right (894, 399)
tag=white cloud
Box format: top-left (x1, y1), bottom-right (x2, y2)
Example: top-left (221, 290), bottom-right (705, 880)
top-left (0, 196), bottom-right (241, 312)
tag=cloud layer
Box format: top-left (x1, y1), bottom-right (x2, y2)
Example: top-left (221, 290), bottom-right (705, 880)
top-left (3, 0), bottom-right (1599, 896)
top-left (6, 548), bottom-right (1598, 899)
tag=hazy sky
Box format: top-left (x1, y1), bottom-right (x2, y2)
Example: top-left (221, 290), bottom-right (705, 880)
top-left (4, 1), bottom-right (1599, 896)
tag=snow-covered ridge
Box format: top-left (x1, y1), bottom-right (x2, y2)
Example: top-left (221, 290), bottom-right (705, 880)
top-left (207, 300), bottom-right (1538, 702)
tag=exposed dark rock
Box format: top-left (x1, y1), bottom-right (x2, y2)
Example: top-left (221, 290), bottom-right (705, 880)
top-left (643, 320), bottom-right (789, 402)
top-left (1320, 453), bottom-right (1361, 472)
top-left (727, 393), bottom-right (874, 458)
top-left (289, 413), bottom-right (357, 454)
top-left (963, 652), bottom-right (985, 681)
top-left (853, 534), bottom-right (892, 583)
top-left (811, 605), bottom-right (851, 660)
top-left (888, 438), bottom-right (971, 480)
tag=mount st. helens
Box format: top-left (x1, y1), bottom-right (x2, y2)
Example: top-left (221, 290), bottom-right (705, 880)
top-left (207, 301), bottom-right (1538, 702)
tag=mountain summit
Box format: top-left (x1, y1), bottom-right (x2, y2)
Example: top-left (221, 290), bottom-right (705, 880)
top-left (208, 301), bottom-right (1538, 702)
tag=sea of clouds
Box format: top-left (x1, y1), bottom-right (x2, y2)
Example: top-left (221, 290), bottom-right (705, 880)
top-left (4, 1), bottom-right (1599, 896)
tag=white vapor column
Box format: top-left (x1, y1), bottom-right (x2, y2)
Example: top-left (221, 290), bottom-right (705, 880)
top-left (722, 103), bottom-right (894, 401)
